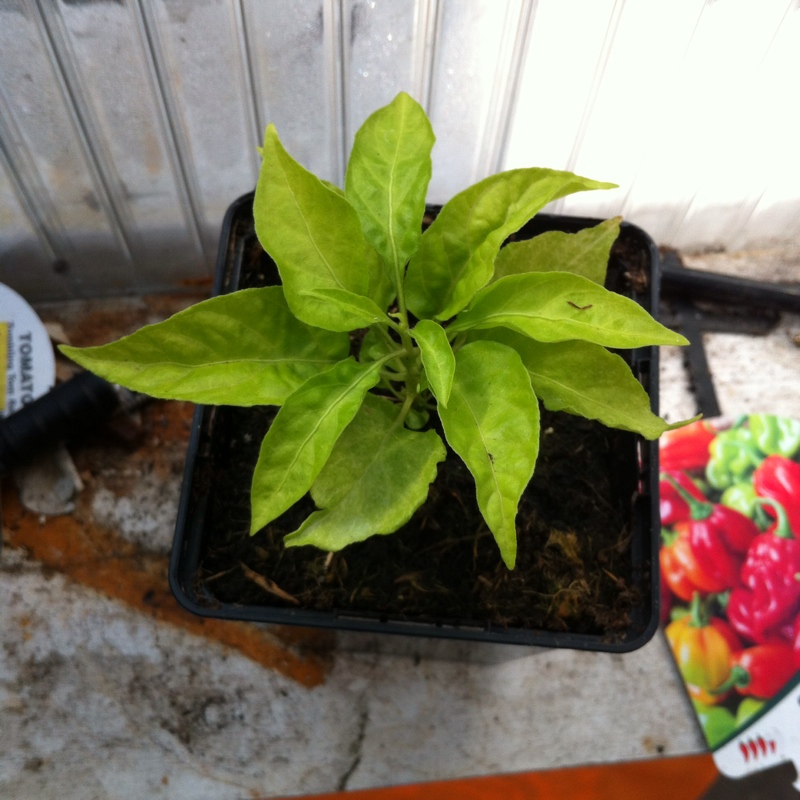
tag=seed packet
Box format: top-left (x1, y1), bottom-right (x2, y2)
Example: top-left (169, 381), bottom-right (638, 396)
top-left (659, 414), bottom-right (800, 787)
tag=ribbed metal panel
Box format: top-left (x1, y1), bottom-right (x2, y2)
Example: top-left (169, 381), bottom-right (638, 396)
top-left (1, 0), bottom-right (798, 301)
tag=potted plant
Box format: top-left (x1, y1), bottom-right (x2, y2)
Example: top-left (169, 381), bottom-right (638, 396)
top-left (62, 93), bottom-right (692, 650)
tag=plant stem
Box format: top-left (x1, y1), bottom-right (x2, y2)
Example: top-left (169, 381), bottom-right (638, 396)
top-left (449, 330), bottom-right (468, 350)
top-left (372, 323), bottom-right (398, 352)
top-left (384, 316), bottom-right (405, 337)
top-left (378, 272), bottom-right (423, 428)
top-left (384, 382), bottom-right (405, 400)
top-left (382, 367), bottom-right (407, 381)
top-left (392, 257), bottom-right (409, 330)
top-left (392, 387), bottom-right (418, 431)
top-left (372, 349), bottom-right (405, 370)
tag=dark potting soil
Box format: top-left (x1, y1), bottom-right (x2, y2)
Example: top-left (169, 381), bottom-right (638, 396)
top-left (188, 228), bottom-right (646, 639)
top-left (195, 403), bottom-right (640, 637)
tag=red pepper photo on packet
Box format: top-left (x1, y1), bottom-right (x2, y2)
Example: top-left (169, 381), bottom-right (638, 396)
top-left (659, 414), bottom-right (800, 757)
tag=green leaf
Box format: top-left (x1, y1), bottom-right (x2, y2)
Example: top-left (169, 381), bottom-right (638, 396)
top-left (404, 168), bottom-right (616, 320)
top-left (365, 240), bottom-right (396, 312)
top-left (358, 326), bottom-right (398, 365)
top-left (469, 328), bottom-right (674, 439)
top-left (346, 92), bottom-right (434, 295)
top-left (404, 406), bottom-right (430, 430)
top-left (493, 217), bottom-right (621, 286)
top-left (284, 395), bottom-right (446, 550)
top-left (320, 179), bottom-right (345, 197)
top-left (449, 272), bottom-right (689, 348)
top-left (438, 341), bottom-right (540, 569)
top-left (59, 287), bottom-right (349, 406)
top-left (250, 358), bottom-right (383, 533)
top-left (254, 124), bottom-right (384, 330)
top-left (300, 288), bottom-right (391, 331)
top-left (410, 319), bottom-right (455, 407)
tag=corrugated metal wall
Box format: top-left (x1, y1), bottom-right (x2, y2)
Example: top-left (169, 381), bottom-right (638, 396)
top-left (1, 0), bottom-right (798, 301)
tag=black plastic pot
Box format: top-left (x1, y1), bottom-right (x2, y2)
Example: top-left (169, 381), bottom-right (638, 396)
top-left (169, 192), bottom-right (662, 652)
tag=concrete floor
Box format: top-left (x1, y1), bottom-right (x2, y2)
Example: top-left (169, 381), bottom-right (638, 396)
top-left (1, 247), bottom-right (799, 799)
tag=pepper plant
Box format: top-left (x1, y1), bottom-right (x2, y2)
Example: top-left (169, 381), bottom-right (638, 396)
top-left (61, 92), bottom-right (692, 569)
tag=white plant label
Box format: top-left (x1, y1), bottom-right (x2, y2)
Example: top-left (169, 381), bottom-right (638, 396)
top-left (713, 676), bottom-right (800, 788)
top-left (1, 283), bottom-right (55, 418)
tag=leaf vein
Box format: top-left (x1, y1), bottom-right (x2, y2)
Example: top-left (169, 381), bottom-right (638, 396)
top-left (264, 365), bottom-right (378, 502)
top-left (451, 386), bottom-right (507, 529)
top-left (278, 158), bottom-right (347, 290)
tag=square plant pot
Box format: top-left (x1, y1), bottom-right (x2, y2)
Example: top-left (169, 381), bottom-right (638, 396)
top-left (169, 192), bottom-right (663, 652)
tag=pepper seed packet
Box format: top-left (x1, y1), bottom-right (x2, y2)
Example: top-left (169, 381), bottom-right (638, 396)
top-left (659, 414), bottom-right (800, 788)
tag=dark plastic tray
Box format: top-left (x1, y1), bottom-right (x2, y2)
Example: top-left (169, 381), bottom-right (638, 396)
top-left (169, 192), bottom-right (662, 652)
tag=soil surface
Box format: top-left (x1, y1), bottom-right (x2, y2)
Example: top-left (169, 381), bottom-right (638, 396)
top-left (182, 209), bottom-right (654, 643)
top-left (195, 404), bottom-right (642, 639)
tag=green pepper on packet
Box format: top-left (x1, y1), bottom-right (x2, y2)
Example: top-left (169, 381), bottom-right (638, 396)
top-left (705, 426), bottom-right (764, 491)
top-left (692, 701), bottom-right (737, 749)
top-left (749, 414), bottom-right (800, 459)
top-left (720, 482), bottom-right (773, 527)
top-left (721, 482), bottom-right (759, 517)
top-left (735, 697), bottom-right (766, 727)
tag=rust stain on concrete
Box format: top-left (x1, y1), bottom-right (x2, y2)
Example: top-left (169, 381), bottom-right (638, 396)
top-left (4, 288), bottom-right (336, 689)
top-left (2, 486), bottom-right (333, 688)
top-left (2, 294), bottom-right (335, 687)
